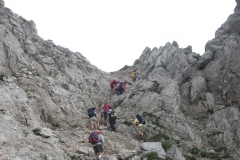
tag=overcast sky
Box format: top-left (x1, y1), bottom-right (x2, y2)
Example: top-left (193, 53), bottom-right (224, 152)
top-left (4, 0), bottom-right (236, 72)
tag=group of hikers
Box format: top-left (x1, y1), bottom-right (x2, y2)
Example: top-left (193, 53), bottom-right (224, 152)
top-left (87, 102), bottom-right (117, 132)
top-left (109, 69), bottom-right (138, 95)
top-left (87, 69), bottom-right (143, 159)
top-left (110, 80), bottom-right (127, 95)
top-left (87, 104), bottom-right (146, 159)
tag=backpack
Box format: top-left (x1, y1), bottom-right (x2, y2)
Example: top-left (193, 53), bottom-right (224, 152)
top-left (88, 108), bottom-right (96, 117)
top-left (110, 111), bottom-right (117, 119)
top-left (118, 82), bottom-right (123, 89)
top-left (103, 104), bottom-right (110, 115)
top-left (135, 72), bottom-right (138, 78)
top-left (136, 114), bottom-right (146, 125)
top-left (89, 131), bottom-right (101, 144)
top-left (110, 80), bottom-right (116, 86)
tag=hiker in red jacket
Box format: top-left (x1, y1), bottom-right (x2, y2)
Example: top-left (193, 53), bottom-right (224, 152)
top-left (101, 102), bottom-right (110, 123)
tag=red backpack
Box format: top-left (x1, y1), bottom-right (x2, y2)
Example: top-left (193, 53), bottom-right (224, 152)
top-left (103, 104), bottom-right (110, 115)
top-left (89, 131), bottom-right (101, 144)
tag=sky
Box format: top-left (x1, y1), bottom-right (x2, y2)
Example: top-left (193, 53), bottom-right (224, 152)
top-left (4, 0), bottom-right (236, 72)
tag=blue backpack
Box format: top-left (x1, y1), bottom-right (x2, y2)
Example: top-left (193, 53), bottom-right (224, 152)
top-left (118, 82), bottom-right (123, 89)
top-left (136, 114), bottom-right (146, 125)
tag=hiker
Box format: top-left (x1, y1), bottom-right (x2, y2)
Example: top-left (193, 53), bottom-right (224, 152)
top-left (113, 81), bottom-right (127, 95)
top-left (130, 114), bottom-right (146, 139)
top-left (110, 80), bottom-right (119, 90)
top-left (88, 108), bottom-right (99, 130)
top-left (130, 69), bottom-right (137, 82)
top-left (89, 130), bottom-right (106, 160)
top-left (105, 109), bottom-right (117, 132)
top-left (101, 102), bottom-right (110, 123)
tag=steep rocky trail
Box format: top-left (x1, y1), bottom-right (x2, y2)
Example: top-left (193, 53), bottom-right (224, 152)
top-left (1, 0), bottom-right (240, 159)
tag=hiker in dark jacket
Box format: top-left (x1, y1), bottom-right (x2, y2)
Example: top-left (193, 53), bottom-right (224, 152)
top-left (105, 109), bottom-right (117, 132)
top-left (88, 108), bottom-right (99, 130)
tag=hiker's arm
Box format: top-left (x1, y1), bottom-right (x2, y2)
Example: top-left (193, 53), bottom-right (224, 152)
top-left (130, 122), bottom-right (136, 127)
top-left (100, 135), bottom-right (105, 144)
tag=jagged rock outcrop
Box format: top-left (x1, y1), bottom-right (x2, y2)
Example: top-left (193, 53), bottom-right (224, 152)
top-left (0, 0), bottom-right (240, 159)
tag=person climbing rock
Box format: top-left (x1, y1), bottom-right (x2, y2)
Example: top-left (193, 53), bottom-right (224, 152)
top-left (130, 114), bottom-right (146, 139)
top-left (110, 79), bottom-right (119, 90)
top-left (105, 109), bottom-right (117, 132)
top-left (87, 108), bottom-right (99, 130)
top-left (101, 102), bottom-right (110, 123)
top-left (89, 130), bottom-right (106, 159)
top-left (113, 81), bottom-right (127, 95)
top-left (130, 69), bottom-right (138, 82)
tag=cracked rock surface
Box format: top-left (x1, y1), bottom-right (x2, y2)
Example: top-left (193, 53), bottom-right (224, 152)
top-left (0, 0), bottom-right (240, 159)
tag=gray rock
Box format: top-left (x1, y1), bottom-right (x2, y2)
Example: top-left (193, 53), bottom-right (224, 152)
top-left (0, 0), bottom-right (240, 159)
top-left (118, 149), bottom-right (137, 160)
top-left (140, 142), bottom-right (166, 159)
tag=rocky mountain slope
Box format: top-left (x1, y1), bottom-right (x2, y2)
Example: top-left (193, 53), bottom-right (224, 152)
top-left (0, 0), bottom-right (240, 159)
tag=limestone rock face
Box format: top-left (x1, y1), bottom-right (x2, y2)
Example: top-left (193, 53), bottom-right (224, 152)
top-left (0, 0), bottom-right (240, 159)
top-left (140, 142), bottom-right (166, 159)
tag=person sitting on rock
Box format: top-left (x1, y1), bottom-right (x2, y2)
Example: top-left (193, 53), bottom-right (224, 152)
top-left (130, 115), bottom-right (146, 139)
top-left (87, 108), bottom-right (99, 130)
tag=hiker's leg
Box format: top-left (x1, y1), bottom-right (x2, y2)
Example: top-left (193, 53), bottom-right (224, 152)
top-left (109, 119), bottom-right (114, 131)
top-left (91, 117), bottom-right (97, 129)
top-left (90, 122), bottom-right (93, 130)
top-left (95, 144), bottom-right (104, 159)
top-left (93, 145), bottom-right (98, 158)
top-left (138, 129), bottom-right (144, 138)
top-left (103, 114), bottom-right (107, 121)
top-left (113, 119), bottom-right (116, 131)
top-left (106, 119), bottom-right (110, 127)
top-left (94, 122), bottom-right (98, 129)
top-left (96, 121), bottom-right (99, 129)
top-left (110, 119), bottom-right (116, 131)
top-left (98, 152), bottom-right (104, 159)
